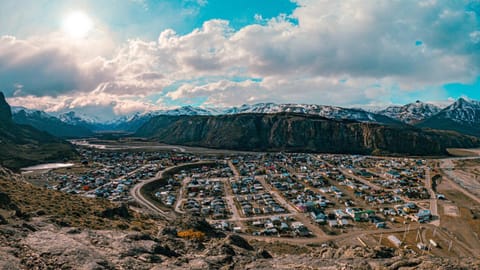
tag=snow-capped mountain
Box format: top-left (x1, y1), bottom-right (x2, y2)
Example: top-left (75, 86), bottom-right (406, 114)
top-left (441, 97), bottom-right (480, 124)
top-left (17, 99), bottom-right (480, 137)
top-left (58, 111), bottom-right (103, 125)
top-left (111, 106), bottom-right (222, 132)
top-left (376, 101), bottom-right (441, 124)
top-left (11, 106), bottom-right (52, 118)
top-left (156, 105), bottom-right (222, 116)
top-left (416, 98), bottom-right (480, 136)
top-left (109, 103), bottom-right (403, 132)
top-left (222, 103), bottom-right (401, 124)
top-left (11, 107), bottom-right (93, 138)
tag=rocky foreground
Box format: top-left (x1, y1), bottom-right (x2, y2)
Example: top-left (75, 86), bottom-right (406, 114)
top-left (0, 167), bottom-right (479, 269)
top-left (1, 218), bottom-right (478, 270)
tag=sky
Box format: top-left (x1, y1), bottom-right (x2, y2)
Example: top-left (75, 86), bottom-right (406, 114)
top-left (0, 0), bottom-right (479, 120)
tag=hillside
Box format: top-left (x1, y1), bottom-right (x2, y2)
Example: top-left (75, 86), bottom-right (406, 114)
top-left (0, 93), bottom-right (77, 169)
top-left (12, 108), bottom-right (94, 138)
top-left (135, 113), bottom-right (479, 156)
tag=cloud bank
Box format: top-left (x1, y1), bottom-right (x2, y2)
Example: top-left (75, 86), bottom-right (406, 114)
top-left (2, 0), bottom-right (479, 118)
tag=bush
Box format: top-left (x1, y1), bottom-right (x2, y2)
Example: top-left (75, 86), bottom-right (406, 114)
top-left (177, 229), bottom-right (205, 241)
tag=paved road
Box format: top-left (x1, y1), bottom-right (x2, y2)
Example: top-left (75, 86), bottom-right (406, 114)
top-left (130, 168), bottom-right (176, 220)
top-left (216, 213), bottom-right (296, 222)
top-left (130, 162), bottom-right (214, 220)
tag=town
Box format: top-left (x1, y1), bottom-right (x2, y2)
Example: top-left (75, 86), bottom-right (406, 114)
top-left (22, 143), bottom-right (445, 249)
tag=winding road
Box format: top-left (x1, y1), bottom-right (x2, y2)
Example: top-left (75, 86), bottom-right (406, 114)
top-left (130, 167), bottom-right (176, 220)
top-left (130, 161), bottom-right (215, 219)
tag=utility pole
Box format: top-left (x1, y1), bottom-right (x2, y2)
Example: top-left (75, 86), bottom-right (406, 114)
top-left (448, 240), bottom-right (453, 252)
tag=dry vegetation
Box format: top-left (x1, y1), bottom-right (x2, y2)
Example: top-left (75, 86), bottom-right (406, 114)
top-left (177, 229), bottom-right (206, 241)
top-left (0, 176), bottom-right (157, 233)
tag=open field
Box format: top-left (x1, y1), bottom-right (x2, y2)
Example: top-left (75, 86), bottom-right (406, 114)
top-left (447, 148), bottom-right (480, 157)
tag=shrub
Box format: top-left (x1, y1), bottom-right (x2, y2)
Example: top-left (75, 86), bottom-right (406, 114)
top-left (177, 229), bottom-right (205, 241)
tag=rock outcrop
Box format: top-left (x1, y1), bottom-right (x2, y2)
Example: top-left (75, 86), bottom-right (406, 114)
top-left (136, 113), bottom-right (479, 156)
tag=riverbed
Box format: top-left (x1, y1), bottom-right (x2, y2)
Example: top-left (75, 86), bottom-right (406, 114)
top-left (21, 163), bottom-right (75, 172)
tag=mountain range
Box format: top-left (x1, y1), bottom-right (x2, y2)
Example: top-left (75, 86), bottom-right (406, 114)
top-left (134, 113), bottom-right (479, 156)
top-left (416, 98), bottom-right (480, 137)
top-left (1, 92), bottom-right (480, 164)
top-left (12, 107), bottom-right (94, 138)
top-left (0, 94), bottom-right (77, 169)
top-left (11, 98), bottom-right (480, 138)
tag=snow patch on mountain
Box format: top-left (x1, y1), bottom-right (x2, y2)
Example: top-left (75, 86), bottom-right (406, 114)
top-left (441, 98), bottom-right (480, 124)
top-left (11, 106), bottom-right (53, 119)
top-left (377, 101), bottom-right (441, 124)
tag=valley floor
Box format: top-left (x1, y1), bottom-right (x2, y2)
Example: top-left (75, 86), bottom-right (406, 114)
top-left (9, 141), bottom-right (480, 268)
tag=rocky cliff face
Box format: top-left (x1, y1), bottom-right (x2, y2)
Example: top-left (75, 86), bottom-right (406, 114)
top-left (0, 92), bottom-right (12, 124)
top-left (136, 113), bottom-right (479, 156)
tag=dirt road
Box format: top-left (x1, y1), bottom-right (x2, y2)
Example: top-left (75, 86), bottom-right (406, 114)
top-left (425, 167), bottom-right (440, 226)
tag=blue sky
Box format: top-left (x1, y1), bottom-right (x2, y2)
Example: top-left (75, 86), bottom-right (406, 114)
top-left (0, 0), bottom-right (297, 40)
top-left (0, 0), bottom-right (479, 119)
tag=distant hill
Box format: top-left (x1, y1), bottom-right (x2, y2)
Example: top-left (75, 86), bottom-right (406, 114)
top-left (135, 113), bottom-right (479, 156)
top-left (0, 93), bottom-right (77, 169)
top-left (377, 101), bottom-right (442, 124)
top-left (416, 98), bottom-right (480, 137)
top-left (12, 107), bottom-right (94, 138)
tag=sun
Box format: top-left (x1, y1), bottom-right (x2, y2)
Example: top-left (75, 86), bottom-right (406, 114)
top-left (62, 11), bottom-right (93, 38)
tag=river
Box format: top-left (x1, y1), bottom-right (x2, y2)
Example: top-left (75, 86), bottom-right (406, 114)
top-left (21, 163), bottom-right (75, 171)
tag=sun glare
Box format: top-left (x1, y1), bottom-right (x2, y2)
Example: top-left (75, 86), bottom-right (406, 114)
top-left (62, 11), bottom-right (93, 38)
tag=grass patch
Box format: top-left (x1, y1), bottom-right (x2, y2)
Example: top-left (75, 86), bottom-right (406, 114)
top-left (0, 176), bottom-right (157, 233)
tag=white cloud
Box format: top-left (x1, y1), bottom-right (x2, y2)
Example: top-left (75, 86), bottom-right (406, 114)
top-left (2, 0), bottom-right (479, 118)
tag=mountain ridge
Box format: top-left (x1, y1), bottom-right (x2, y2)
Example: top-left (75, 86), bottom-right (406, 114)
top-left (135, 113), bottom-right (479, 156)
top-left (377, 100), bottom-right (442, 124)
top-left (0, 93), bottom-right (77, 169)
top-left (416, 98), bottom-right (480, 136)
top-left (12, 107), bottom-right (94, 138)
top-left (83, 103), bottom-right (403, 132)
top-left (11, 98), bottom-right (480, 138)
